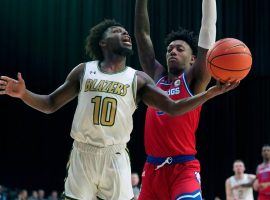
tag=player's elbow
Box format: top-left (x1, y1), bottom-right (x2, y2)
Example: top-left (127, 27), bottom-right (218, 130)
top-left (43, 108), bottom-right (56, 114)
top-left (42, 106), bottom-right (57, 114)
top-left (43, 97), bottom-right (59, 114)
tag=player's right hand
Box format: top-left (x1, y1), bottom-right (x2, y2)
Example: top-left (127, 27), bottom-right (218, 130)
top-left (206, 80), bottom-right (240, 98)
top-left (0, 73), bottom-right (26, 98)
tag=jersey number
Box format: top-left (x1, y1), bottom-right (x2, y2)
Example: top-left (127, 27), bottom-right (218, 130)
top-left (91, 96), bottom-right (117, 126)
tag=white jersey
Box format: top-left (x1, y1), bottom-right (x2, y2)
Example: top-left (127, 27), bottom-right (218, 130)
top-left (70, 61), bottom-right (137, 147)
top-left (229, 174), bottom-right (254, 200)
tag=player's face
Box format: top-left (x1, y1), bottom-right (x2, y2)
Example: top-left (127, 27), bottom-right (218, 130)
top-left (233, 162), bottom-right (245, 174)
top-left (166, 40), bottom-right (196, 75)
top-left (262, 146), bottom-right (270, 160)
top-left (101, 26), bottom-right (133, 57)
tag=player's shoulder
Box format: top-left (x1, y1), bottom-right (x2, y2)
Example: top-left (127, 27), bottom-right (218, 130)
top-left (136, 70), bottom-right (153, 82)
top-left (226, 176), bottom-right (233, 184)
top-left (66, 63), bottom-right (87, 83)
top-left (257, 163), bottom-right (264, 168)
top-left (135, 70), bottom-right (156, 91)
top-left (71, 63), bottom-right (86, 75)
top-left (246, 173), bottom-right (256, 179)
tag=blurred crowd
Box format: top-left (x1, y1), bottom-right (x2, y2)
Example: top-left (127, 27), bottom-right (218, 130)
top-left (0, 174), bottom-right (140, 200)
top-left (0, 187), bottom-right (59, 200)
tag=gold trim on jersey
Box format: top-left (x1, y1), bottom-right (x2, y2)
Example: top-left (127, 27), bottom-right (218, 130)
top-left (97, 61), bottom-right (128, 75)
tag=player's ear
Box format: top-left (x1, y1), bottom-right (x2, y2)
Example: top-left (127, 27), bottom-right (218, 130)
top-left (190, 55), bottom-right (196, 65)
top-left (99, 40), bottom-right (106, 48)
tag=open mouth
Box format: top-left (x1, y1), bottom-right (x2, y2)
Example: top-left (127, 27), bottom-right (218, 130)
top-left (122, 36), bottom-right (132, 46)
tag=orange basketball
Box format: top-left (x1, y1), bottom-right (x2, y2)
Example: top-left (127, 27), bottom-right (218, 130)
top-left (206, 38), bottom-right (252, 82)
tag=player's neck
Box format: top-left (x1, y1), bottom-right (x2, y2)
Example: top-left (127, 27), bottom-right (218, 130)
top-left (234, 173), bottom-right (244, 179)
top-left (263, 159), bottom-right (270, 165)
top-left (167, 71), bottom-right (183, 82)
top-left (99, 57), bottom-right (126, 73)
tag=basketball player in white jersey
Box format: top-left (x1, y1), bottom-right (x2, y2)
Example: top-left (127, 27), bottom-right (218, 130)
top-left (225, 160), bottom-right (256, 200)
top-left (0, 20), bottom-right (238, 200)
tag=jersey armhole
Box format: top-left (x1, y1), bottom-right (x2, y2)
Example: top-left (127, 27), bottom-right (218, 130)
top-left (132, 71), bottom-right (138, 106)
top-left (183, 73), bottom-right (194, 97)
top-left (79, 63), bottom-right (87, 92)
top-left (156, 76), bottom-right (166, 85)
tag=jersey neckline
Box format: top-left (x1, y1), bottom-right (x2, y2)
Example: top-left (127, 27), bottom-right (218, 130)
top-left (97, 61), bottom-right (128, 75)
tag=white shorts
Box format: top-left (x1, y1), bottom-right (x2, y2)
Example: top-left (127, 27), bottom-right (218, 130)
top-left (64, 141), bottom-right (134, 200)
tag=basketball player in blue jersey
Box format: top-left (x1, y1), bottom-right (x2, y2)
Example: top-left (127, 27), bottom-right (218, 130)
top-left (0, 19), bottom-right (238, 200)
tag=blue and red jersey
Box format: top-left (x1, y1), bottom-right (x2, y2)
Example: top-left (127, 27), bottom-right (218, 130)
top-left (257, 163), bottom-right (270, 195)
top-left (144, 73), bottom-right (202, 157)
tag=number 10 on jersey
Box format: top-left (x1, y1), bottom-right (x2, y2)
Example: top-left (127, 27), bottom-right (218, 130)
top-left (91, 96), bottom-right (117, 126)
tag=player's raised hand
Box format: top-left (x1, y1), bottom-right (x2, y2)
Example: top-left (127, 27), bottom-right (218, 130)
top-left (0, 72), bottom-right (26, 98)
top-left (206, 80), bottom-right (240, 98)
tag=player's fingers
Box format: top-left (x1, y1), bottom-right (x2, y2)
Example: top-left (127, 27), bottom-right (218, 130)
top-left (216, 80), bottom-right (221, 87)
top-left (17, 72), bottom-right (24, 82)
top-left (0, 90), bottom-right (6, 95)
top-left (229, 81), bottom-right (240, 89)
top-left (226, 81), bottom-right (239, 91)
top-left (0, 80), bottom-right (7, 85)
top-left (0, 85), bottom-right (6, 90)
top-left (232, 82), bottom-right (240, 90)
top-left (222, 81), bottom-right (233, 90)
top-left (0, 76), bottom-right (14, 82)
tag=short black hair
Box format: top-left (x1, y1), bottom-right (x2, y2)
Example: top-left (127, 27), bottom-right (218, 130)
top-left (85, 19), bottom-right (123, 60)
top-left (165, 27), bottom-right (198, 56)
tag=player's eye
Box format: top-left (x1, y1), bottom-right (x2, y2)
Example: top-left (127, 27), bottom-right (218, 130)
top-left (167, 48), bottom-right (172, 52)
top-left (113, 29), bottom-right (121, 33)
top-left (177, 47), bottom-right (184, 52)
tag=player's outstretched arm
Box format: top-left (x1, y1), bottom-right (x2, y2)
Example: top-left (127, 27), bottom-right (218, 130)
top-left (137, 71), bottom-right (239, 116)
top-left (237, 174), bottom-right (256, 188)
top-left (186, 0), bottom-right (217, 94)
top-left (253, 179), bottom-right (259, 191)
top-left (135, 0), bottom-right (165, 81)
top-left (0, 63), bottom-right (84, 114)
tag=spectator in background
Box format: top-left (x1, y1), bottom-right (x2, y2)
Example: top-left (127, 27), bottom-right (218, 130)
top-left (15, 189), bottom-right (28, 200)
top-left (254, 145), bottom-right (270, 200)
top-left (214, 196), bottom-right (222, 200)
top-left (225, 160), bottom-right (255, 200)
top-left (28, 190), bottom-right (38, 200)
top-left (48, 191), bottom-right (58, 200)
top-left (131, 172), bottom-right (140, 200)
top-left (37, 190), bottom-right (46, 200)
top-left (0, 185), bottom-right (7, 200)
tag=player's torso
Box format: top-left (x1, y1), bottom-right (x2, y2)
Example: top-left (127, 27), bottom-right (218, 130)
top-left (144, 73), bottom-right (202, 157)
top-left (230, 174), bottom-right (254, 200)
top-left (71, 61), bottom-right (137, 147)
top-left (257, 163), bottom-right (270, 194)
